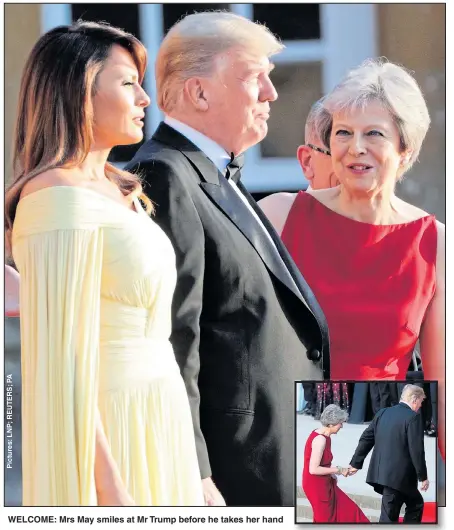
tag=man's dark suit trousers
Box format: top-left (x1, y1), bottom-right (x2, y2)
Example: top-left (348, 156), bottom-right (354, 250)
top-left (380, 485), bottom-right (424, 523)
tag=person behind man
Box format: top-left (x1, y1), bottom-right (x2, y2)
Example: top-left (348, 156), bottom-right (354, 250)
top-left (125, 12), bottom-right (329, 506)
top-left (349, 384), bottom-right (429, 523)
top-left (369, 382), bottom-right (395, 415)
top-left (301, 382), bottom-right (316, 416)
top-left (297, 100), bottom-right (339, 191)
top-left (258, 99), bottom-right (338, 234)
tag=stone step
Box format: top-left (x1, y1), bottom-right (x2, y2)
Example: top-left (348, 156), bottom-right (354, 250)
top-left (296, 496), bottom-right (392, 523)
top-left (295, 517), bottom-right (312, 523)
top-left (297, 485), bottom-right (383, 511)
top-left (296, 505), bottom-right (381, 523)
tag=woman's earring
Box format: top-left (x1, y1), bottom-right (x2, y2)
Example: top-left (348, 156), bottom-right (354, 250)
top-left (401, 154), bottom-right (411, 166)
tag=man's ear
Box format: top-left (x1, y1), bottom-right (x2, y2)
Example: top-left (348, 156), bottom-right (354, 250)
top-left (297, 145), bottom-right (314, 181)
top-left (183, 78), bottom-right (209, 111)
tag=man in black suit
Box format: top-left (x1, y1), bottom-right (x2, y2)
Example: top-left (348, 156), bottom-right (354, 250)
top-left (348, 384), bottom-right (429, 523)
top-left (369, 382), bottom-right (394, 414)
top-left (125, 12), bottom-right (329, 506)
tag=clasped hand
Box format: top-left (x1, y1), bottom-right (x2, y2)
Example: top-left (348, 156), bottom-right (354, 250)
top-left (420, 479), bottom-right (430, 492)
top-left (337, 465), bottom-right (358, 477)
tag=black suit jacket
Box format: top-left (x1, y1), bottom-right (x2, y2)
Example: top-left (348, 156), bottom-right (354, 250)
top-left (350, 403), bottom-right (428, 495)
top-left (125, 123), bottom-right (330, 506)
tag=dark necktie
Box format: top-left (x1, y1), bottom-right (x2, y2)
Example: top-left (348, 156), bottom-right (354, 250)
top-left (225, 152), bottom-right (245, 183)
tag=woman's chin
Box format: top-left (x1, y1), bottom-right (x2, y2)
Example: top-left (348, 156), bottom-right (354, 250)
top-left (128, 133), bottom-right (145, 145)
top-left (113, 131), bottom-right (145, 147)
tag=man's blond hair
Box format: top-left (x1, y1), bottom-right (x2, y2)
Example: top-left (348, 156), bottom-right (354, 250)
top-left (156, 11), bottom-right (284, 113)
top-left (400, 384), bottom-right (426, 404)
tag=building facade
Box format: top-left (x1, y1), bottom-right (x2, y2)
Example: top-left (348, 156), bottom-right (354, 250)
top-left (5, 3), bottom-right (445, 221)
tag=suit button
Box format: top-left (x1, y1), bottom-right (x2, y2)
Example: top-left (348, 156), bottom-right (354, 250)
top-left (307, 348), bottom-right (321, 362)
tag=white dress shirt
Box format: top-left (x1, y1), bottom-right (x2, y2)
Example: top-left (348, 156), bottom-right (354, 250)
top-left (164, 116), bottom-right (278, 249)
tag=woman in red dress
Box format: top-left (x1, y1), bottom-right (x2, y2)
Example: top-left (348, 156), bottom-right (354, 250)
top-left (303, 404), bottom-right (369, 522)
top-left (259, 59), bottom-right (445, 460)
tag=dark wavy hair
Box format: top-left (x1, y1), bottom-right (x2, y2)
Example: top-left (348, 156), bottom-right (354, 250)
top-left (5, 20), bottom-right (152, 254)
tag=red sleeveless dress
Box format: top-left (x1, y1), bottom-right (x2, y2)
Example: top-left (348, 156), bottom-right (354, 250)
top-left (302, 430), bottom-right (369, 522)
top-left (282, 192), bottom-right (437, 380)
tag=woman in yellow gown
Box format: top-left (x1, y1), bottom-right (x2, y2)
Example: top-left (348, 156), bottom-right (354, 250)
top-left (5, 21), bottom-right (204, 507)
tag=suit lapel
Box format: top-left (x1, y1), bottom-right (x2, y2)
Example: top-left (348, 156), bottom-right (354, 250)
top-left (149, 123), bottom-right (327, 328)
top-left (176, 145), bottom-right (306, 302)
top-left (199, 178), bottom-right (304, 302)
top-left (238, 182), bottom-right (330, 335)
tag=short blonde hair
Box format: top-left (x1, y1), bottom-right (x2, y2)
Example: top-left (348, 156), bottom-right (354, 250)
top-left (156, 11), bottom-right (284, 113)
top-left (400, 384), bottom-right (426, 404)
top-left (318, 58), bottom-right (430, 175)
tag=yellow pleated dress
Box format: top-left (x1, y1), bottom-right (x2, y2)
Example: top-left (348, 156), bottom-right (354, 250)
top-left (12, 186), bottom-right (204, 506)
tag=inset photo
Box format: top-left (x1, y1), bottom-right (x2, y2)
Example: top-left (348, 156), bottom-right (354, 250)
top-left (295, 381), bottom-right (438, 524)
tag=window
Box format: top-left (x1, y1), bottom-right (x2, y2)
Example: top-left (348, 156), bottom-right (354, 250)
top-left (252, 4), bottom-right (320, 41)
top-left (163, 4), bottom-right (229, 34)
top-left (72, 4), bottom-right (140, 36)
top-left (261, 62), bottom-right (323, 158)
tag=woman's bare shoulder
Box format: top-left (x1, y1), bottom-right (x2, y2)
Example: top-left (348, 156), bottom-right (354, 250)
top-left (20, 168), bottom-right (79, 200)
top-left (258, 192), bottom-right (298, 236)
top-left (258, 192), bottom-right (297, 211)
top-left (393, 197), bottom-right (433, 222)
top-left (311, 434), bottom-right (327, 447)
top-left (435, 220), bottom-right (445, 277)
top-left (435, 219), bottom-right (445, 233)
